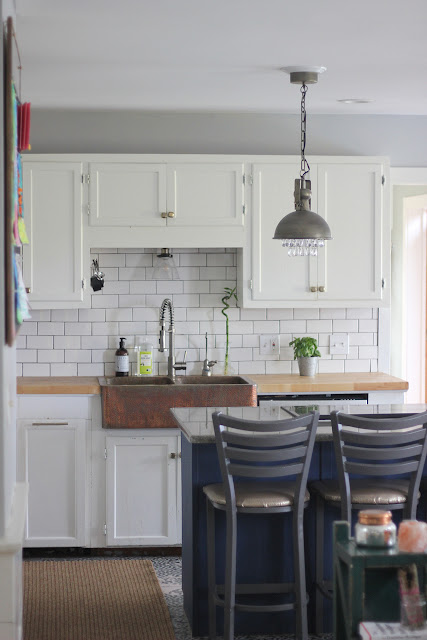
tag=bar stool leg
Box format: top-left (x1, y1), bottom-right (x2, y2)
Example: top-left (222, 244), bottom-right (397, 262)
top-left (206, 499), bottom-right (217, 640)
top-left (224, 507), bottom-right (237, 640)
top-left (293, 508), bottom-right (308, 640)
top-left (315, 492), bottom-right (325, 635)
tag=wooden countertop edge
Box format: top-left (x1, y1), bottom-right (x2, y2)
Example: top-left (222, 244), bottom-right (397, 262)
top-left (254, 382), bottom-right (409, 392)
top-left (16, 377), bottom-right (101, 395)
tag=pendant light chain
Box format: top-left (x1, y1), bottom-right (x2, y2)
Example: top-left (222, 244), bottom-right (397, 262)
top-left (300, 82), bottom-right (310, 179)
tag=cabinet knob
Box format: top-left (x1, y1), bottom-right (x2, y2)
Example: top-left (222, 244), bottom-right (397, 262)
top-left (25, 287), bottom-right (31, 294)
top-left (170, 452), bottom-right (177, 459)
top-left (318, 286), bottom-right (326, 293)
top-left (167, 211), bottom-right (175, 218)
top-left (161, 212), bottom-right (168, 218)
top-left (310, 286), bottom-right (318, 292)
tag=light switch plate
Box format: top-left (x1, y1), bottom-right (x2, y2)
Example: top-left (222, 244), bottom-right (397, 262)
top-left (329, 333), bottom-right (349, 355)
top-left (260, 334), bottom-right (280, 355)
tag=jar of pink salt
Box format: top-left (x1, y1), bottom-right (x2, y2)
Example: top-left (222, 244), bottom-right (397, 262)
top-left (398, 520), bottom-right (427, 553)
top-left (355, 509), bottom-right (396, 547)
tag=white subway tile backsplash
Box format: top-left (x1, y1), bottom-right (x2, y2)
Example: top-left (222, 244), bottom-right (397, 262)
top-left (332, 320), bottom-right (358, 333)
top-left (27, 336), bottom-right (54, 349)
top-left (106, 308), bottom-right (133, 322)
top-left (129, 281), bottom-right (157, 294)
top-left (253, 321), bottom-right (280, 334)
top-left (77, 363), bottom-right (105, 376)
top-left (38, 322), bottom-right (65, 336)
top-left (51, 309), bottom-right (79, 322)
top-left (294, 309), bottom-right (320, 320)
top-left (78, 309), bottom-right (106, 322)
top-left (81, 336), bottom-right (108, 349)
top-left (23, 363), bottom-right (50, 376)
top-left (65, 350), bottom-right (91, 363)
top-left (53, 336), bottom-right (80, 350)
top-left (17, 350), bottom-right (37, 363)
top-left (92, 295), bottom-right (119, 309)
top-left (51, 363), bottom-right (78, 376)
top-left (359, 319), bottom-right (378, 332)
top-left (344, 359), bottom-right (371, 373)
top-left (38, 350), bottom-right (65, 363)
top-left (65, 322), bottom-right (91, 335)
top-left (21, 249), bottom-right (379, 377)
top-left (306, 320), bottom-right (333, 333)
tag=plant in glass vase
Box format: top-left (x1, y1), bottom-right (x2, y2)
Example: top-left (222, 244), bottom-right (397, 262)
top-left (221, 286), bottom-right (238, 375)
top-left (289, 336), bottom-right (321, 377)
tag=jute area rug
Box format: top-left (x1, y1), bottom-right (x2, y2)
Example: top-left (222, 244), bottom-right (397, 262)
top-left (23, 558), bottom-right (176, 640)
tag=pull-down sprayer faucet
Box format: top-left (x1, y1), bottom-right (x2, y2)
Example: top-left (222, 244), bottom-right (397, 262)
top-left (159, 298), bottom-right (186, 379)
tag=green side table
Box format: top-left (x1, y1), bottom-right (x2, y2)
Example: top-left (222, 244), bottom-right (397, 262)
top-left (333, 521), bottom-right (427, 640)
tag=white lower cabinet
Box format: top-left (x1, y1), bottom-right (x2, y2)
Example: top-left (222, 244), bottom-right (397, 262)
top-left (17, 418), bottom-right (87, 547)
top-left (104, 433), bottom-right (181, 546)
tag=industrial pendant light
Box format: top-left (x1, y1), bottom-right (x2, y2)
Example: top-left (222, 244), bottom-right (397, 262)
top-left (273, 66), bottom-right (332, 256)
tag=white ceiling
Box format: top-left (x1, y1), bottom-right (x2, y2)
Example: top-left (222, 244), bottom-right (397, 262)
top-left (15, 0), bottom-right (427, 115)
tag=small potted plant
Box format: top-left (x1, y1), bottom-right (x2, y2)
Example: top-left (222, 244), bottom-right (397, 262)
top-left (289, 336), bottom-right (321, 377)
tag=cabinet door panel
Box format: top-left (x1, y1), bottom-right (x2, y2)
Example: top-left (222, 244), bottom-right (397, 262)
top-left (22, 161), bottom-right (84, 305)
top-left (89, 162), bottom-right (166, 226)
top-left (317, 163), bottom-right (383, 302)
top-left (167, 163), bottom-right (244, 227)
top-left (106, 436), bottom-right (178, 546)
top-left (18, 420), bottom-right (86, 547)
top-left (251, 163), bottom-right (317, 302)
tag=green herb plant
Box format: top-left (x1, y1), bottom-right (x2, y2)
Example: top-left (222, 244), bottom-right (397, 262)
top-left (289, 336), bottom-right (321, 359)
top-left (221, 286), bottom-right (238, 375)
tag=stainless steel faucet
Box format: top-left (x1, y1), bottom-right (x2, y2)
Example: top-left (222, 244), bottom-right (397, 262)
top-left (202, 332), bottom-right (217, 376)
top-left (159, 298), bottom-right (187, 379)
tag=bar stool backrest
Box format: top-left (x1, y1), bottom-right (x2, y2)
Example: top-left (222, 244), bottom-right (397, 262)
top-left (331, 410), bottom-right (427, 521)
top-left (212, 411), bottom-right (319, 513)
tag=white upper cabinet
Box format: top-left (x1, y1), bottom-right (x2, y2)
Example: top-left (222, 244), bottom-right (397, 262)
top-left (241, 157), bottom-right (389, 308)
top-left (166, 162), bottom-right (244, 227)
top-left (22, 160), bottom-right (89, 309)
top-left (89, 162), bottom-right (167, 227)
top-left (85, 157), bottom-right (245, 248)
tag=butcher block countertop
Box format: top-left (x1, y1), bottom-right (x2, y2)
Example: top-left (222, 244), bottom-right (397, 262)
top-left (16, 372), bottom-right (408, 396)
top-left (249, 372), bottom-right (408, 394)
top-left (17, 376), bottom-right (101, 395)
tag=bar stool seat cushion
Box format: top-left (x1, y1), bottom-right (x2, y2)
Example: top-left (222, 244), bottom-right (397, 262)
top-left (310, 478), bottom-right (417, 505)
top-left (203, 481), bottom-right (310, 508)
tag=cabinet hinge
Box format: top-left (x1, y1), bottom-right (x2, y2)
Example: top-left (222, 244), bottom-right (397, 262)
top-left (103, 524), bottom-right (107, 536)
top-left (382, 278), bottom-right (386, 288)
top-left (382, 175), bottom-right (385, 185)
top-left (243, 205), bottom-right (246, 215)
top-left (82, 174), bottom-right (91, 184)
top-left (249, 279), bottom-right (253, 291)
top-left (104, 448), bottom-right (107, 460)
top-left (86, 203), bottom-right (91, 216)
top-left (82, 278), bottom-right (86, 290)
top-left (243, 174), bottom-right (253, 186)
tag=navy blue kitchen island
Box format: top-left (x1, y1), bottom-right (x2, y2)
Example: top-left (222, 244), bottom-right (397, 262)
top-left (171, 404), bottom-right (427, 637)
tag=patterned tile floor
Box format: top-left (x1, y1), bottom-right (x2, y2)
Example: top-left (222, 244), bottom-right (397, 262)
top-left (150, 556), bottom-right (332, 640)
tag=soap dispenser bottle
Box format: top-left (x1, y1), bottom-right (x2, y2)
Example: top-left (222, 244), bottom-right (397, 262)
top-left (115, 337), bottom-right (129, 377)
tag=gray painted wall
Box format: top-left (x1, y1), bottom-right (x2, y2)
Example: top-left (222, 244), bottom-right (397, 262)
top-left (30, 110), bottom-right (427, 167)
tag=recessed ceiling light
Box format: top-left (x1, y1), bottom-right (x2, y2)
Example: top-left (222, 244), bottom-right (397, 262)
top-left (337, 98), bottom-right (373, 104)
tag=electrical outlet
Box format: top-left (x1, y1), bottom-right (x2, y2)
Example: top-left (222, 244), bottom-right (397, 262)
top-left (259, 335), bottom-right (280, 355)
top-left (329, 333), bottom-right (349, 355)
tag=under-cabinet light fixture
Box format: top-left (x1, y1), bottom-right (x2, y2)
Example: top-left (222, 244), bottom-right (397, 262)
top-left (151, 248), bottom-right (180, 280)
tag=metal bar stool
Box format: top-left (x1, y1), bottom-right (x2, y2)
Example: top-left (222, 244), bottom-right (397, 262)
top-left (309, 409), bottom-right (427, 634)
top-left (203, 409), bottom-right (319, 640)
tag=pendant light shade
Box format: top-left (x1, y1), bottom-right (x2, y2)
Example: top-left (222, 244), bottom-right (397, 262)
top-left (274, 66), bottom-right (332, 256)
top-left (151, 248), bottom-right (180, 280)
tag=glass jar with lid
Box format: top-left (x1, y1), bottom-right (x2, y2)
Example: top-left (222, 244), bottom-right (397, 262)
top-left (355, 509), bottom-right (396, 548)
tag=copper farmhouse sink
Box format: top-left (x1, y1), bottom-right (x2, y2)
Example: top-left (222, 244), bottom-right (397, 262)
top-left (99, 375), bottom-right (257, 428)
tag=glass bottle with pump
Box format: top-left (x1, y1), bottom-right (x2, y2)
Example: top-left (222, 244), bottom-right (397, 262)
top-left (138, 339), bottom-right (153, 376)
top-left (115, 337), bottom-right (129, 377)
